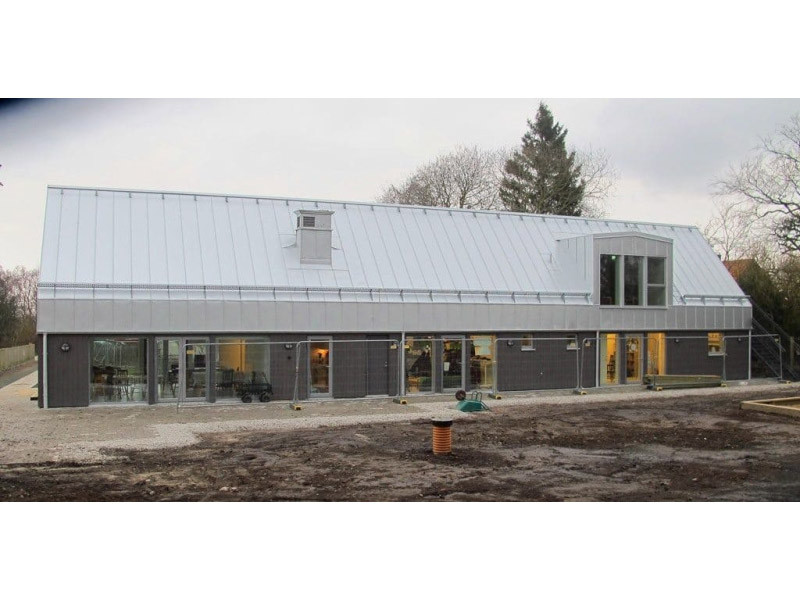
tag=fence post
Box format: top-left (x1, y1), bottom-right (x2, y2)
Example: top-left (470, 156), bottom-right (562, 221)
top-left (490, 337), bottom-right (500, 399)
top-left (291, 341), bottom-right (303, 408)
top-left (399, 332), bottom-right (406, 397)
top-left (722, 336), bottom-right (727, 384)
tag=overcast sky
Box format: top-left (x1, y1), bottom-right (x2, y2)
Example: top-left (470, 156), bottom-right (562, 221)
top-left (2, 98), bottom-right (800, 269)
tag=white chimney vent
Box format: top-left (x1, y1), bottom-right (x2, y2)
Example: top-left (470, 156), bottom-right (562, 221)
top-left (295, 209), bottom-right (334, 265)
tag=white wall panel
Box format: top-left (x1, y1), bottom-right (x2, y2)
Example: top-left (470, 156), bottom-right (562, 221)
top-left (112, 299), bottom-right (132, 331)
top-left (93, 300), bottom-right (113, 331)
top-left (170, 300), bottom-right (189, 331)
top-left (73, 299), bottom-right (94, 331)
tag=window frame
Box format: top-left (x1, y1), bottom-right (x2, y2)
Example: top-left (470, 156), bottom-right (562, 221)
top-left (708, 332), bottom-right (724, 356)
top-left (520, 334), bottom-right (534, 351)
top-left (598, 253), bottom-right (668, 308)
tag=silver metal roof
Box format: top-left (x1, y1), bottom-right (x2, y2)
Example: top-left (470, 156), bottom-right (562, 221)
top-left (39, 185), bottom-right (746, 305)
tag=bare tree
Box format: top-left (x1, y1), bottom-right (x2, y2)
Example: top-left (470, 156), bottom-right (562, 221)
top-left (702, 197), bottom-right (778, 262)
top-left (5, 266), bottom-right (38, 320)
top-left (714, 114), bottom-right (800, 254)
top-left (379, 143), bottom-right (615, 218)
top-left (378, 145), bottom-right (505, 210)
top-left (574, 146), bottom-right (617, 218)
top-left (0, 266), bottom-right (38, 346)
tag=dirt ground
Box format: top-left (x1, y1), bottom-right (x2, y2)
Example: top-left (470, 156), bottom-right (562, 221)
top-left (2, 387), bottom-right (800, 501)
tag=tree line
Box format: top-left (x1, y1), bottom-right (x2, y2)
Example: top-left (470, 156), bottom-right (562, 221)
top-left (0, 265), bottom-right (38, 348)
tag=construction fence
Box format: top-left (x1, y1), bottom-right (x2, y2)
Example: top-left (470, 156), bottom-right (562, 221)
top-left (135, 332), bottom-right (788, 407)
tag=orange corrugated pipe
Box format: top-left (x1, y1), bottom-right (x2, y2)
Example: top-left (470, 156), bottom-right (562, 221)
top-left (432, 418), bottom-right (452, 454)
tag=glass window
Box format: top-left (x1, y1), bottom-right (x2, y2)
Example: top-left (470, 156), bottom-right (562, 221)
top-left (647, 257), bottom-right (666, 306)
top-left (647, 333), bottom-right (666, 375)
top-left (442, 338), bottom-right (464, 390)
top-left (185, 338), bottom-right (209, 398)
top-left (647, 287), bottom-right (666, 306)
top-left (157, 339), bottom-right (181, 400)
top-left (469, 336), bottom-right (494, 390)
top-left (90, 338), bottom-right (148, 403)
top-left (624, 256), bottom-right (644, 306)
top-left (405, 336), bottom-right (433, 393)
top-left (309, 339), bottom-right (331, 396)
top-left (708, 332), bottom-right (723, 355)
top-left (215, 337), bottom-right (271, 401)
top-left (601, 334), bottom-right (618, 385)
top-left (600, 254), bottom-right (619, 305)
top-left (647, 257), bottom-right (665, 285)
top-left (521, 334), bottom-right (534, 350)
top-left (625, 335), bottom-right (643, 382)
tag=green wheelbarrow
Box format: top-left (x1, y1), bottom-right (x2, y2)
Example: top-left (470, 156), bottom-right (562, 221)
top-left (455, 389), bottom-right (490, 412)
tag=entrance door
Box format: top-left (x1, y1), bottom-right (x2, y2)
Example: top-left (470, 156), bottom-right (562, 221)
top-left (601, 334), bottom-right (619, 385)
top-left (442, 336), bottom-right (465, 391)
top-left (309, 337), bottom-right (332, 397)
top-left (469, 335), bottom-right (495, 390)
top-left (646, 333), bottom-right (666, 375)
top-left (156, 337), bottom-right (209, 402)
top-left (625, 334), bottom-right (643, 383)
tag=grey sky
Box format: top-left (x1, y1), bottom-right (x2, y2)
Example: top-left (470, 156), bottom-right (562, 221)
top-left (2, 98), bottom-right (800, 269)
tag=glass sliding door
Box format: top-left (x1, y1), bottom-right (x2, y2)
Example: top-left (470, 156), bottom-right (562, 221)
top-left (646, 333), bottom-right (666, 375)
top-left (157, 338), bottom-right (181, 401)
top-left (469, 335), bottom-right (494, 390)
top-left (185, 338), bottom-right (209, 399)
top-left (625, 334), bottom-right (643, 383)
top-left (309, 337), bottom-right (331, 397)
top-left (601, 334), bottom-right (619, 385)
top-left (156, 337), bottom-right (209, 402)
top-left (442, 336), bottom-right (464, 391)
top-left (90, 338), bottom-right (148, 403)
top-left (214, 337), bottom-right (271, 401)
top-left (405, 336), bottom-right (433, 394)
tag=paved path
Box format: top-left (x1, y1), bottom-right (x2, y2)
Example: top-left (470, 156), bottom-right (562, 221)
top-left (0, 359), bottom-right (36, 390)
top-left (2, 370), bottom-right (798, 464)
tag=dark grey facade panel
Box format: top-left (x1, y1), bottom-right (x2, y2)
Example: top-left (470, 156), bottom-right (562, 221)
top-left (496, 331), bottom-right (595, 392)
top-left (46, 334), bottom-right (90, 408)
top-left (269, 335), bottom-right (306, 401)
top-left (38, 329), bottom-right (752, 407)
top-left (331, 334), bottom-right (367, 398)
top-left (664, 330), bottom-right (748, 379)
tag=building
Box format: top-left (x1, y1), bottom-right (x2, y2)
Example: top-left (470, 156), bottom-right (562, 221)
top-left (36, 185), bottom-right (752, 408)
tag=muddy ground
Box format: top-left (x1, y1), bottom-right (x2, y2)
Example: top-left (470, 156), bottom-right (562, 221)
top-left (2, 389), bottom-right (800, 501)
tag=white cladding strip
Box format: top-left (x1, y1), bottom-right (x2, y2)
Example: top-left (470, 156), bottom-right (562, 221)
top-left (37, 298), bottom-right (752, 334)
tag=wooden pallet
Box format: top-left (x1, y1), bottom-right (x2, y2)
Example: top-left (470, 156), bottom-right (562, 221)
top-left (645, 374), bottom-right (723, 391)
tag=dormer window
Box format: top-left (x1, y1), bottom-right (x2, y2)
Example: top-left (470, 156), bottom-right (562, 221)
top-left (600, 253), bottom-right (667, 307)
top-left (647, 257), bottom-right (666, 305)
top-left (600, 254), bottom-right (619, 305)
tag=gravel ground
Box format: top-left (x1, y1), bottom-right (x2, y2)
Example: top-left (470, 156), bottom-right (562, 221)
top-left (1, 369), bottom-right (798, 465)
top-left (2, 383), bottom-right (800, 501)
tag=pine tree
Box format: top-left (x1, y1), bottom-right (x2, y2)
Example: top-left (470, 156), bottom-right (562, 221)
top-left (499, 103), bottom-right (585, 216)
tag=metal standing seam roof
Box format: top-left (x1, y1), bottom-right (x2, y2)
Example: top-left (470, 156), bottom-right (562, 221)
top-left (38, 186), bottom-right (748, 306)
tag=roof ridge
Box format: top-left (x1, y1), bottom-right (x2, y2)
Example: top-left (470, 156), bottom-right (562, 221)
top-left (46, 184), bottom-right (700, 231)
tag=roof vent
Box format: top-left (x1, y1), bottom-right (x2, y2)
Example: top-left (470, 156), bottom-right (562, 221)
top-left (295, 209), bottom-right (334, 265)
